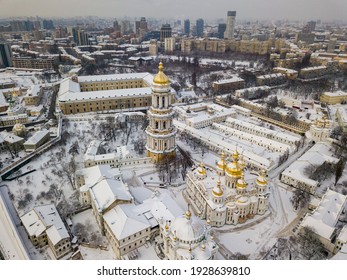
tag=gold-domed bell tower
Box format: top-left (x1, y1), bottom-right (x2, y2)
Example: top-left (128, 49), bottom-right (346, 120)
top-left (146, 62), bottom-right (177, 163)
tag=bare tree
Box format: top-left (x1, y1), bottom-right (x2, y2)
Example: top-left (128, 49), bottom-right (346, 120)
top-left (61, 156), bottom-right (77, 189)
top-left (297, 227), bottom-right (327, 260)
top-left (290, 186), bottom-right (311, 211)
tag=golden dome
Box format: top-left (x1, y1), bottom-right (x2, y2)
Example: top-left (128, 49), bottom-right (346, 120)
top-left (197, 162), bottom-right (206, 176)
top-left (226, 149), bottom-right (243, 178)
top-left (185, 207), bottom-right (192, 220)
top-left (256, 169), bottom-right (267, 186)
top-left (236, 173), bottom-right (247, 189)
top-left (212, 180), bottom-right (224, 197)
top-left (216, 151), bottom-right (226, 170)
top-left (201, 243), bottom-right (206, 251)
top-left (12, 123), bottom-right (26, 132)
top-left (153, 62), bottom-right (170, 85)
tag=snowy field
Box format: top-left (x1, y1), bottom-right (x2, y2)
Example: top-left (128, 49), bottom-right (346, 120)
top-left (5, 117), bottom-right (147, 217)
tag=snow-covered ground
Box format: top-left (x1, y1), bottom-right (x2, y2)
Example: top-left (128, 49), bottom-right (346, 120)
top-left (2, 114), bottom-right (316, 260)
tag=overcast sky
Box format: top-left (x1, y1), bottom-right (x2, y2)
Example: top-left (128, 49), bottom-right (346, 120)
top-left (0, 0), bottom-right (346, 21)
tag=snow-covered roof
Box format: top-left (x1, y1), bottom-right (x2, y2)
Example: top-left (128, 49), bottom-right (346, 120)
top-left (282, 142), bottom-right (339, 187)
top-left (58, 78), bottom-right (81, 97)
top-left (0, 91), bottom-right (8, 107)
top-left (24, 129), bottom-right (49, 145)
top-left (103, 204), bottom-right (150, 240)
top-left (257, 73), bottom-right (285, 79)
top-left (84, 140), bottom-right (130, 163)
top-left (273, 67), bottom-right (298, 74)
top-left (25, 84), bottom-right (41, 97)
top-left (77, 72), bottom-right (153, 86)
top-left (300, 189), bottom-right (347, 240)
top-left (338, 226), bottom-right (347, 243)
top-left (301, 65), bottom-right (327, 72)
top-left (213, 76), bottom-right (244, 85)
top-left (173, 120), bottom-right (273, 169)
top-left (20, 204), bottom-right (69, 245)
top-left (235, 86), bottom-right (271, 94)
top-left (170, 213), bottom-right (206, 242)
top-left (225, 117), bottom-right (301, 143)
top-left (90, 178), bottom-right (132, 213)
top-left (138, 193), bottom-right (183, 225)
top-left (59, 87), bottom-right (151, 102)
top-left (213, 123), bottom-right (291, 153)
top-left (84, 140), bottom-right (101, 159)
top-left (82, 165), bottom-right (121, 183)
top-left (323, 91), bottom-right (347, 97)
top-left (0, 113), bottom-right (27, 123)
top-left (0, 131), bottom-right (24, 144)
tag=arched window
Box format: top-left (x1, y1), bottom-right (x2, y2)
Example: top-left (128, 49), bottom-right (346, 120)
top-left (155, 121), bottom-right (159, 129)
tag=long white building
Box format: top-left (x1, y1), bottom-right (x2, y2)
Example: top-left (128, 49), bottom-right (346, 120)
top-left (174, 119), bottom-right (273, 170)
top-left (280, 142), bottom-right (339, 194)
top-left (224, 117), bottom-right (301, 146)
top-left (212, 123), bottom-right (291, 154)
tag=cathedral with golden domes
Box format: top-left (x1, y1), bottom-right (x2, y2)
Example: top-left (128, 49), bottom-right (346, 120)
top-left (145, 62), bottom-right (177, 162)
top-left (184, 150), bottom-right (269, 227)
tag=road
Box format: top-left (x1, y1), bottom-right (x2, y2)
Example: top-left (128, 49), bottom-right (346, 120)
top-left (246, 141), bottom-right (313, 258)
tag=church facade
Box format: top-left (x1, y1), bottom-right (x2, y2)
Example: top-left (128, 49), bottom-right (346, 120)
top-left (184, 151), bottom-right (269, 227)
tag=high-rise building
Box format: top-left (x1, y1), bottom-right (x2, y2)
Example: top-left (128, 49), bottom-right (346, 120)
top-left (54, 26), bottom-right (67, 38)
top-left (121, 20), bottom-right (132, 35)
top-left (149, 40), bottom-right (158, 56)
top-left (218, 23), bottom-right (226, 39)
top-left (224, 11), bottom-right (236, 39)
top-left (164, 37), bottom-right (176, 53)
top-left (146, 62), bottom-right (176, 163)
top-left (134, 17), bottom-right (148, 37)
top-left (23, 21), bottom-right (34, 32)
top-left (72, 28), bottom-right (89, 46)
top-left (160, 24), bottom-right (172, 41)
top-left (139, 17), bottom-right (148, 32)
top-left (42, 19), bottom-right (54, 30)
top-left (113, 20), bottom-right (120, 32)
top-left (196, 18), bottom-right (204, 37)
top-left (0, 42), bottom-right (13, 68)
top-left (10, 21), bottom-right (24, 32)
top-left (302, 21), bottom-right (316, 33)
top-left (184, 19), bottom-right (190, 36)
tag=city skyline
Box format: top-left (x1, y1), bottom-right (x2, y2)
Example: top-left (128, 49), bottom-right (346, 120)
top-left (0, 0), bottom-right (346, 22)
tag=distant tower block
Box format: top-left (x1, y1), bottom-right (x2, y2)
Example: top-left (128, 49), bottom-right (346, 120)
top-left (224, 11), bottom-right (236, 40)
top-left (145, 62), bottom-right (177, 163)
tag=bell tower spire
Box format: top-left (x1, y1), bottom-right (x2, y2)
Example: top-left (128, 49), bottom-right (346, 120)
top-left (145, 62), bottom-right (177, 163)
